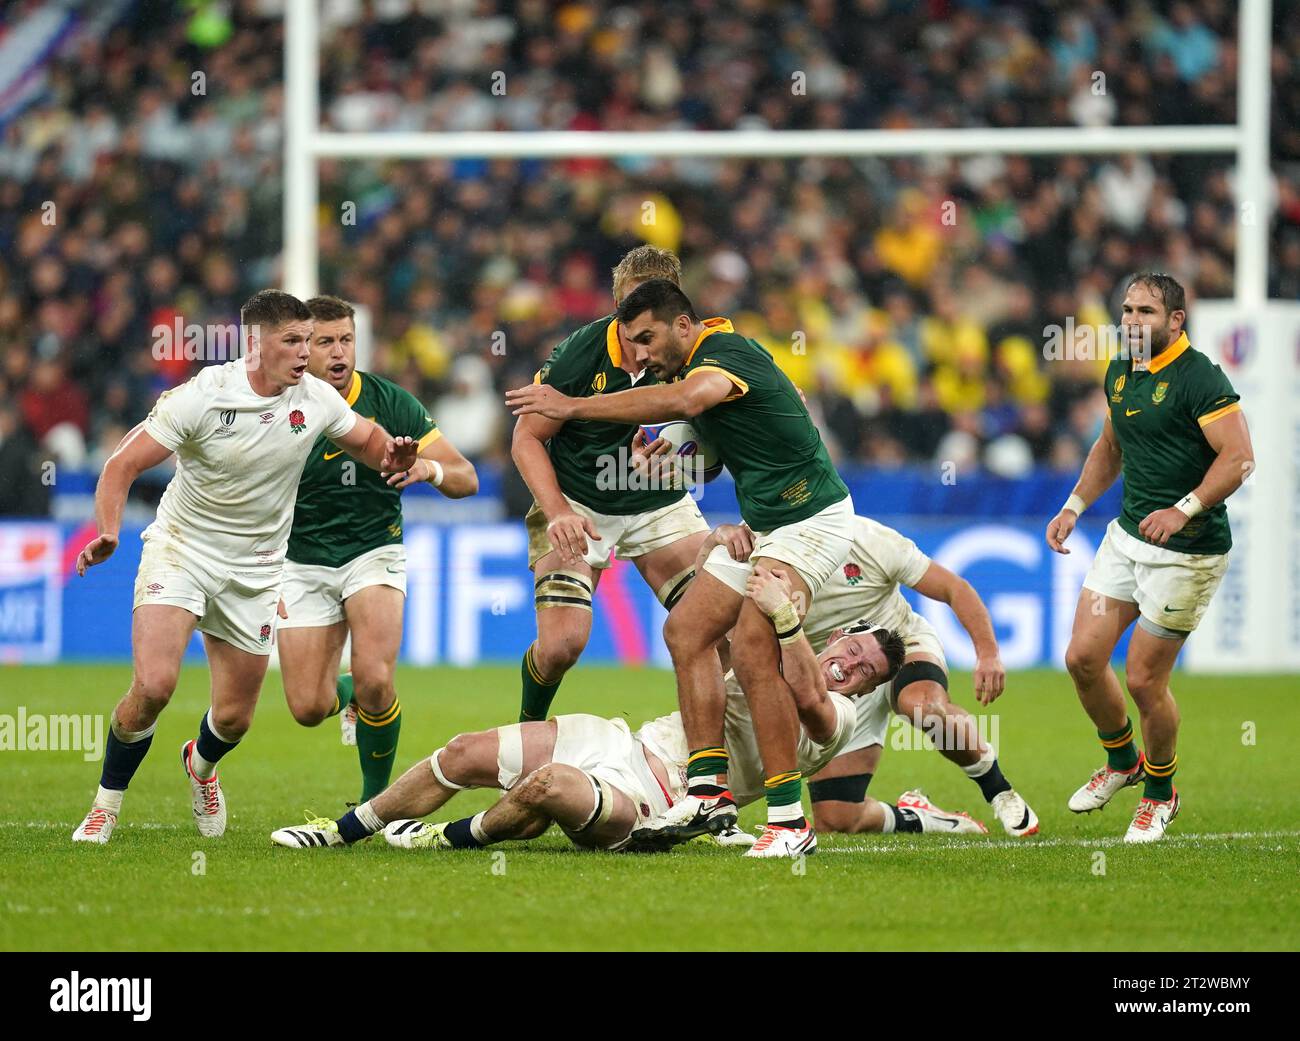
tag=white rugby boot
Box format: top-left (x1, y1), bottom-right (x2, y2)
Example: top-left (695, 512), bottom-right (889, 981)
top-left (743, 822), bottom-right (817, 858)
top-left (896, 789), bottom-right (988, 834)
top-left (1124, 790), bottom-right (1180, 844)
top-left (383, 819), bottom-right (453, 850)
top-left (181, 739), bottom-right (227, 838)
top-left (1068, 752), bottom-right (1146, 813)
top-left (71, 805), bottom-right (118, 845)
top-left (707, 823), bottom-right (758, 848)
top-left (991, 788), bottom-right (1040, 836)
top-left (340, 703), bottom-right (357, 746)
top-left (630, 790), bottom-right (738, 848)
top-left (271, 814), bottom-right (347, 849)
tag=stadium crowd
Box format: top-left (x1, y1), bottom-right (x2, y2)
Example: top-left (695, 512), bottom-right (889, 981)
top-left (1, 0), bottom-right (1299, 516)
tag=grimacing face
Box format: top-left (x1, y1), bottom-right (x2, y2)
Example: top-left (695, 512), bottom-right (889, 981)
top-left (818, 630), bottom-right (891, 697)
top-left (1121, 282), bottom-right (1184, 356)
top-left (621, 309), bottom-right (694, 380)
top-left (252, 319), bottom-right (313, 389)
top-left (308, 318), bottom-right (356, 391)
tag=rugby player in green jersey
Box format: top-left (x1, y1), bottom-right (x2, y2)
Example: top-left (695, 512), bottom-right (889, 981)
top-left (1046, 273), bottom-right (1254, 842)
top-left (509, 280), bottom-right (856, 858)
top-left (278, 296), bottom-right (477, 802)
top-left (510, 248), bottom-right (718, 721)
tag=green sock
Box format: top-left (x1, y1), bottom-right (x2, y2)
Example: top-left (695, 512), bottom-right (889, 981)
top-left (328, 673), bottom-right (355, 718)
top-left (764, 770), bottom-right (805, 828)
top-left (1142, 754), bottom-right (1177, 801)
top-left (356, 697), bottom-right (401, 801)
top-left (1098, 718), bottom-right (1140, 772)
top-left (519, 645), bottom-right (561, 722)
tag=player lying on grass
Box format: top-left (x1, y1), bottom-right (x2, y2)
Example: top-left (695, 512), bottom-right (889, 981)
top-left (510, 280), bottom-right (856, 858)
top-left (512, 246), bottom-right (711, 725)
top-left (270, 570), bottom-right (970, 855)
top-left (801, 516), bottom-right (1039, 837)
top-left (72, 290), bottom-right (420, 845)
top-left (277, 295), bottom-right (476, 804)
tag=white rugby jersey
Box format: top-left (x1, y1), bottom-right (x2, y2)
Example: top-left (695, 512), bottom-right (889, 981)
top-left (142, 358), bottom-right (357, 570)
top-left (802, 516), bottom-right (932, 652)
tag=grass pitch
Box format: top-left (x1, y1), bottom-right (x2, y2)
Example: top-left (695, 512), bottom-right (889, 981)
top-left (1, 664), bottom-right (1296, 951)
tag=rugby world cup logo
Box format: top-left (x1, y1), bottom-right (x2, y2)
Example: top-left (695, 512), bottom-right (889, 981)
top-left (289, 409), bottom-right (306, 433)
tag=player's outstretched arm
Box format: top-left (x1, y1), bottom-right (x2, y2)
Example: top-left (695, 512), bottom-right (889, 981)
top-left (910, 562), bottom-right (1005, 705)
top-left (1047, 413), bottom-right (1123, 554)
top-left (77, 423), bottom-right (174, 576)
top-left (745, 564), bottom-right (838, 745)
top-left (506, 370), bottom-right (731, 424)
top-left (1138, 409), bottom-right (1254, 546)
top-left (334, 416), bottom-right (418, 474)
top-left (385, 433), bottom-right (479, 498)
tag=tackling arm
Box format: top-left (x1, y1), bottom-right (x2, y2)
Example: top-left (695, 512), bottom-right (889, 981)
top-left (507, 371), bottom-right (732, 424)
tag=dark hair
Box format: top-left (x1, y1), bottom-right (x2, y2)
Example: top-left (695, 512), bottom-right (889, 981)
top-left (616, 278), bottom-right (699, 327)
top-left (240, 289), bottom-right (311, 331)
top-left (306, 295), bottom-right (356, 323)
top-left (1126, 272), bottom-right (1186, 316)
top-left (872, 628), bottom-right (908, 684)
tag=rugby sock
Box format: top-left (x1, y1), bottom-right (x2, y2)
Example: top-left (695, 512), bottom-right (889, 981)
top-left (687, 747), bottom-right (731, 800)
top-left (1142, 754), bottom-right (1178, 801)
top-left (336, 800), bottom-right (384, 844)
top-left (765, 771), bottom-right (806, 829)
top-left (356, 698), bottom-right (402, 802)
top-left (961, 745), bottom-right (1013, 803)
top-left (190, 711), bottom-right (238, 780)
top-left (444, 811), bottom-right (490, 848)
top-left (1099, 718), bottom-right (1140, 772)
top-left (519, 645), bottom-right (561, 722)
top-left (328, 673), bottom-right (355, 718)
top-left (99, 712), bottom-right (156, 791)
top-left (885, 804), bottom-right (923, 834)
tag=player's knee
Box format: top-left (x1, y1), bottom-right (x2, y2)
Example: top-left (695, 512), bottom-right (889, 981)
top-left (534, 631), bottom-right (586, 677)
top-left (131, 668), bottom-right (179, 714)
top-left (1125, 667), bottom-right (1170, 707)
top-left (663, 610), bottom-right (701, 658)
top-left (286, 695), bottom-right (330, 728)
top-left (514, 764), bottom-right (557, 808)
top-left (438, 733), bottom-right (480, 782)
top-left (208, 705), bottom-right (252, 741)
top-left (1064, 642), bottom-right (1106, 684)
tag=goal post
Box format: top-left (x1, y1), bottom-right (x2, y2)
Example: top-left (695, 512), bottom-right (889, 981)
top-left (282, 0), bottom-right (1273, 306)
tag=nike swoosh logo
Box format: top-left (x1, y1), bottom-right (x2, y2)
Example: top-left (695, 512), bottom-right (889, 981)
top-left (1125, 409), bottom-right (1142, 416)
top-left (324, 449), bottom-right (344, 460)
top-left (385, 565), bottom-right (402, 574)
top-left (370, 749), bottom-right (396, 759)
top-left (935, 816), bottom-right (961, 829)
top-left (1163, 606), bottom-right (1180, 613)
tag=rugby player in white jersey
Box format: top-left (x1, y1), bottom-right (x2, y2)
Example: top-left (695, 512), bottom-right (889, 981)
top-left (71, 290), bottom-right (420, 845)
top-left (269, 568), bottom-right (927, 855)
top-left (801, 516), bottom-right (1039, 837)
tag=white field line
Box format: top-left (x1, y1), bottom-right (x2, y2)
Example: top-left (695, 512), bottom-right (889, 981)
top-left (821, 829), bottom-right (1300, 853)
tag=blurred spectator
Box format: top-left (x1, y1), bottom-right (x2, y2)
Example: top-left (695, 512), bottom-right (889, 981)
top-left (0, 404), bottom-right (51, 516)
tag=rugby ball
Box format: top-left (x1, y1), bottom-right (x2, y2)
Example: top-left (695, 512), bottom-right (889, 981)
top-left (640, 421), bottom-right (724, 483)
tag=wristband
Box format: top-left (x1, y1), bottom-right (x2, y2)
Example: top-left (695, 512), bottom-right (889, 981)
top-left (428, 459), bottom-right (444, 487)
top-left (768, 600), bottom-right (802, 644)
top-left (1063, 493), bottom-right (1087, 516)
top-left (1173, 491), bottom-right (1204, 519)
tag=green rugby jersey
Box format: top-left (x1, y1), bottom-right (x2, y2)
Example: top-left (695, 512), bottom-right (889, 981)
top-left (287, 370), bottom-right (439, 568)
top-left (679, 318), bottom-right (849, 531)
top-left (536, 315), bottom-right (685, 516)
top-left (1105, 332), bottom-right (1240, 555)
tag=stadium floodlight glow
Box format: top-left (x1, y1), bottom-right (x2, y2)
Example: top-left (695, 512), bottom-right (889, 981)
top-left (282, 0), bottom-right (1271, 307)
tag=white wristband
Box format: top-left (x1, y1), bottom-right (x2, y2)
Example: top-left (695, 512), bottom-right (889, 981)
top-left (1173, 491), bottom-right (1204, 519)
top-left (428, 459), bottom-right (444, 488)
top-left (1063, 494), bottom-right (1087, 516)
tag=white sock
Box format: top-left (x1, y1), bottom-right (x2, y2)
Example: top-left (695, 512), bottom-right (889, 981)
top-left (189, 742), bottom-right (218, 781)
top-left (94, 786), bottom-right (124, 814)
top-left (961, 744), bottom-right (997, 780)
top-left (880, 803), bottom-right (896, 834)
top-left (354, 801), bottom-right (384, 834)
top-left (469, 810), bottom-right (491, 845)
